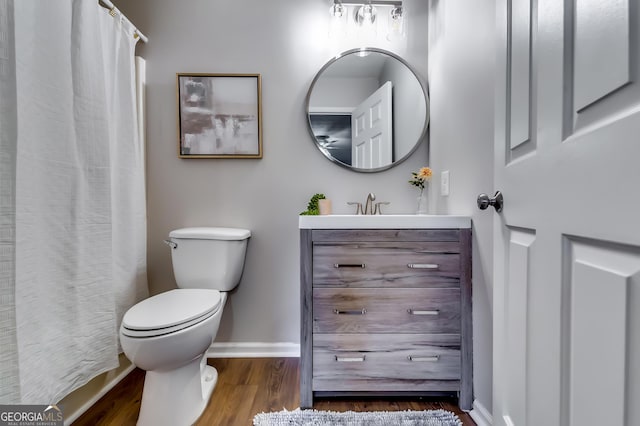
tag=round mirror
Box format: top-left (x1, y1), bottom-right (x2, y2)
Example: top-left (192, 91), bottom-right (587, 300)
top-left (305, 48), bottom-right (429, 172)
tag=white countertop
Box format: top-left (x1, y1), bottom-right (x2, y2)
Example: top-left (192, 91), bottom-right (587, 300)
top-left (298, 214), bottom-right (471, 229)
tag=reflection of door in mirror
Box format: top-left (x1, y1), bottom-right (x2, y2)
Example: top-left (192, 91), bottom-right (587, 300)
top-left (352, 81), bottom-right (392, 168)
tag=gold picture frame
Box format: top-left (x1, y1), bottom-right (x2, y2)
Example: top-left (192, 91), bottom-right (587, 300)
top-left (176, 73), bottom-right (262, 158)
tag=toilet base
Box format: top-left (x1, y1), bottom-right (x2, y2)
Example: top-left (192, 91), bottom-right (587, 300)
top-left (137, 356), bottom-right (218, 426)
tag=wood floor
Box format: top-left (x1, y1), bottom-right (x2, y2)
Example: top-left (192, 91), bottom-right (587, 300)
top-left (72, 358), bottom-right (476, 426)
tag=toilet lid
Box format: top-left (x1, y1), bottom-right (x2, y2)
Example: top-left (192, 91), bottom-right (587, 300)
top-left (121, 289), bottom-right (221, 337)
top-left (169, 227), bottom-right (251, 240)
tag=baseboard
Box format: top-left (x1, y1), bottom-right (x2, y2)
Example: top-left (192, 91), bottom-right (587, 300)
top-left (63, 361), bottom-right (135, 425)
top-left (207, 342), bottom-right (300, 358)
top-left (468, 399), bottom-right (493, 426)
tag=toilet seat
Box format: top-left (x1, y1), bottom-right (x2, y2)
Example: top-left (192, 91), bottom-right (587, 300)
top-left (121, 289), bottom-right (221, 338)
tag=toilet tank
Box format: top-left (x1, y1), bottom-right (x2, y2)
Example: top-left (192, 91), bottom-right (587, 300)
top-left (167, 227), bottom-right (251, 291)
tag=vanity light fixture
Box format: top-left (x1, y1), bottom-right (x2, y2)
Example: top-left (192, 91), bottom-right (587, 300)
top-left (329, 0), bottom-right (404, 40)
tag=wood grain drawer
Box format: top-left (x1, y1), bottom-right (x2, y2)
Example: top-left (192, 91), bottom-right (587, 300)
top-left (313, 288), bottom-right (461, 334)
top-left (311, 229), bottom-right (461, 243)
top-left (312, 333), bottom-right (461, 392)
top-left (313, 243), bottom-right (461, 288)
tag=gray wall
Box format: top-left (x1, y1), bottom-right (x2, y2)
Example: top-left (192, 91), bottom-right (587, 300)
top-left (309, 76), bottom-right (378, 108)
top-left (428, 0), bottom-right (495, 415)
top-left (114, 0), bottom-right (430, 344)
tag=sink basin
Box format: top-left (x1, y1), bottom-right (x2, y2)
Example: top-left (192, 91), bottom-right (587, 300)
top-left (298, 214), bottom-right (471, 229)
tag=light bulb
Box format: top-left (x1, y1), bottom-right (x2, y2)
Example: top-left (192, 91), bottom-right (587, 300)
top-left (363, 4), bottom-right (374, 22)
top-left (328, 1), bottom-right (347, 39)
top-left (390, 6), bottom-right (402, 22)
top-left (387, 5), bottom-right (405, 40)
top-left (356, 3), bottom-right (377, 26)
top-left (329, 2), bottom-right (344, 18)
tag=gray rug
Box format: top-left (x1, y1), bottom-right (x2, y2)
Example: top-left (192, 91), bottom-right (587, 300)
top-left (253, 408), bottom-right (462, 426)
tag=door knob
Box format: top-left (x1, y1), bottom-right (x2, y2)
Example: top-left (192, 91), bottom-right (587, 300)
top-left (477, 191), bottom-right (503, 212)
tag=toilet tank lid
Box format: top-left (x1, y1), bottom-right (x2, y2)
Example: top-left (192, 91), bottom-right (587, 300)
top-left (169, 227), bottom-right (251, 240)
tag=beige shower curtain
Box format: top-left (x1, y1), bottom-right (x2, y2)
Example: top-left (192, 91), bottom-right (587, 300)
top-left (0, 0), bottom-right (147, 404)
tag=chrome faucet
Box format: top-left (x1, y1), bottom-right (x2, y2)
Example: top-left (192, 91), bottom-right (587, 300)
top-left (364, 193), bottom-right (376, 215)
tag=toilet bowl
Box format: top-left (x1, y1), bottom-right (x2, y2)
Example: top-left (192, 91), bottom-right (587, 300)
top-left (119, 227), bottom-right (250, 426)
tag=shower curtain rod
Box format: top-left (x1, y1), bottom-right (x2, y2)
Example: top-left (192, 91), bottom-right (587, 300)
top-left (99, 0), bottom-right (148, 43)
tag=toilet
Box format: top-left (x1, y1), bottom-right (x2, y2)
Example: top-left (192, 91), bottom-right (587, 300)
top-left (120, 227), bottom-right (251, 426)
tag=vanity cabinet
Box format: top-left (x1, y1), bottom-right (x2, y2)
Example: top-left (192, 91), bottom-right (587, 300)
top-left (300, 228), bottom-right (472, 410)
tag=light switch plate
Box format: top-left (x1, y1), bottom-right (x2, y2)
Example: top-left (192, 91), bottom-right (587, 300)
top-left (441, 170), bottom-right (450, 196)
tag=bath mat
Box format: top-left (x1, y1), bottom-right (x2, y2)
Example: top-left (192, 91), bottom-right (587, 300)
top-left (253, 408), bottom-right (462, 426)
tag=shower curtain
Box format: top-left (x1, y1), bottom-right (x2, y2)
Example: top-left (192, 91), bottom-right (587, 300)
top-left (0, 0), bottom-right (147, 404)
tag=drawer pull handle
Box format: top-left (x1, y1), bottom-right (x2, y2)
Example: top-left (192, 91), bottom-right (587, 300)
top-left (334, 308), bottom-right (367, 315)
top-left (408, 355), bottom-right (440, 362)
top-left (334, 263), bottom-right (366, 268)
top-left (335, 355), bottom-right (366, 362)
top-left (407, 309), bottom-right (439, 316)
top-left (407, 263), bottom-right (439, 269)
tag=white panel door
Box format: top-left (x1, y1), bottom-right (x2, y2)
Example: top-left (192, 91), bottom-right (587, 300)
top-left (493, 1), bottom-right (640, 425)
top-left (351, 81), bottom-right (392, 169)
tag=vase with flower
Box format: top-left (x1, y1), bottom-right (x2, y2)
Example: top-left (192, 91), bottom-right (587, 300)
top-left (409, 166), bottom-right (432, 215)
